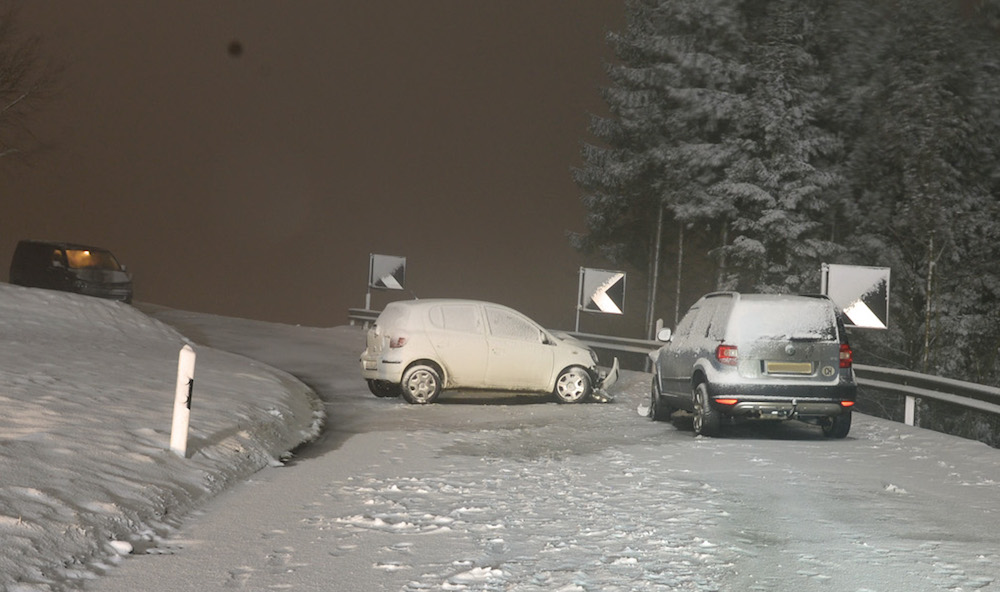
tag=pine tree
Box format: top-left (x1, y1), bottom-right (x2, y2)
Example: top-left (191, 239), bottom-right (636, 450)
top-left (839, 0), bottom-right (990, 374)
top-left (575, 0), bottom-right (1000, 383)
top-left (573, 0), bottom-right (752, 327)
top-left (713, 0), bottom-right (845, 292)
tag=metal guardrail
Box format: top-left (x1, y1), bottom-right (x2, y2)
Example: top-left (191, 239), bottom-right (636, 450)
top-left (853, 364), bottom-right (1000, 425)
top-left (348, 308), bottom-right (379, 328)
top-left (563, 331), bottom-right (661, 356)
top-left (347, 308), bottom-right (1000, 430)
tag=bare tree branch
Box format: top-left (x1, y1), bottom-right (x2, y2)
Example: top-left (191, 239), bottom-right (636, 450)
top-left (0, 2), bottom-right (58, 163)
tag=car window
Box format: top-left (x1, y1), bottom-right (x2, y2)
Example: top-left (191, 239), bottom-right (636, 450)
top-left (486, 307), bottom-right (543, 342)
top-left (429, 304), bottom-right (483, 334)
top-left (690, 300), bottom-right (717, 339)
top-left (729, 299), bottom-right (837, 341)
top-left (65, 249), bottom-right (122, 271)
top-left (706, 298), bottom-right (732, 341)
top-left (674, 306), bottom-right (699, 338)
top-left (376, 304), bottom-right (410, 332)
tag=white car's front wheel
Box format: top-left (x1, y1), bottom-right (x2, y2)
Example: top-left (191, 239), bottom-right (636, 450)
top-left (554, 367), bottom-right (591, 404)
top-left (400, 364), bottom-right (442, 404)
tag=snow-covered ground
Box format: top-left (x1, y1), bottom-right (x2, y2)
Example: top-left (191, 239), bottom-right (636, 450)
top-left (0, 283), bottom-right (323, 591)
top-left (3, 282), bottom-right (1000, 592)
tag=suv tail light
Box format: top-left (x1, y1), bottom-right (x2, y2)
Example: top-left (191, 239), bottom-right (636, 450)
top-left (716, 344), bottom-right (738, 365)
top-left (389, 336), bottom-right (408, 349)
top-left (839, 343), bottom-right (853, 368)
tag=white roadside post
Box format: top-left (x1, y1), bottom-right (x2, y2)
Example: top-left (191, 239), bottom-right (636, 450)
top-left (170, 345), bottom-right (197, 458)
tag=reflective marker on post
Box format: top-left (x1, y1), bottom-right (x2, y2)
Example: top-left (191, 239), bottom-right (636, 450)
top-left (170, 345), bottom-right (197, 458)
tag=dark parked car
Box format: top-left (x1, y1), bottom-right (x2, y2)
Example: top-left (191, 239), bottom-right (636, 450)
top-left (9, 240), bottom-right (133, 303)
top-left (649, 292), bottom-right (856, 438)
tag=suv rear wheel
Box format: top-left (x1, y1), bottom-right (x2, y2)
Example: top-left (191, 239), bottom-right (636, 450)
top-left (822, 411), bottom-right (852, 438)
top-left (692, 383), bottom-right (721, 437)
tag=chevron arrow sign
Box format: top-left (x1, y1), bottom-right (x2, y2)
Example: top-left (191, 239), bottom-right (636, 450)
top-left (579, 268), bottom-right (626, 314)
top-left (822, 263), bottom-right (891, 329)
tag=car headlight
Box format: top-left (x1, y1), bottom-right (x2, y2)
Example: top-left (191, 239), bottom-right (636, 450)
top-left (590, 349), bottom-right (600, 365)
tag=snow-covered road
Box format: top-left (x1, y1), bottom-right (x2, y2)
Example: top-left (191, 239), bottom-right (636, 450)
top-left (86, 307), bottom-right (999, 592)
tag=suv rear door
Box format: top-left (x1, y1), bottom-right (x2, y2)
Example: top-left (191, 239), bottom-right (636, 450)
top-left (727, 298), bottom-right (843, 384)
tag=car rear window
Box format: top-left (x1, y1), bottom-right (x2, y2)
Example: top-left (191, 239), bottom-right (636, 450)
top-left (728, 299), bottom-right (837, 342)
top-left (376, 304), bottom-right (411, 332)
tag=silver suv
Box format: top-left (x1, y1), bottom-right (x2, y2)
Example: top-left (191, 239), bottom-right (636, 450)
top-left (649, 292), bottom-right (857, 438)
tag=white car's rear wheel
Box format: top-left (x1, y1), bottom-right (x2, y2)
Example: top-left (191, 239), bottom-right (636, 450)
top-left (367, 379), bottom-right (399, 398)
top-left (554, 367), bottom-right (591, 404)
top-left (400, 364), bottom-right (442, 404)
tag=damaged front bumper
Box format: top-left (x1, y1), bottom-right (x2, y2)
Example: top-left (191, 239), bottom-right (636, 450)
top-left (591, 357), bottom-right (620, 403)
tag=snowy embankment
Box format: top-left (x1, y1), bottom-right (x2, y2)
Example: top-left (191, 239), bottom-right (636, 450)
top-left (0, 283), bottom-right (324, 590)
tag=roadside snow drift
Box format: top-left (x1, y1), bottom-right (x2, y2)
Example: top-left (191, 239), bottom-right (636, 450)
top-left (0, 283), bottom-right (323, 590)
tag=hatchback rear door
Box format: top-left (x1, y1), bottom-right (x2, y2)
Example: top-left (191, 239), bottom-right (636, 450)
top-left (426, 303), bottom-right (489, 388)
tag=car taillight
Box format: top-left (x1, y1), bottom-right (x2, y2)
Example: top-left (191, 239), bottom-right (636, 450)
top-left (715, 398), bottom-right (739, 406)
top-left (389, 336), bottom-right (407, 349)
top-left (840, 401), bottom-right (855, 408)
top-left (839, 343), bottom-right (853, 368)
top-left (716, 344), bottom-right (738, 365)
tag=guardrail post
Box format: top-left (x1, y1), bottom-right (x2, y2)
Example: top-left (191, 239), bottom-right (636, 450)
top-left (904, 395), bottom-right (916, 426)
top-left (170, 345), bottom-right (197, 458)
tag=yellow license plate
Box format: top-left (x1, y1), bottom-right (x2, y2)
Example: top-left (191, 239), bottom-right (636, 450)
top-left (765, 361), bottom-right (813, 375)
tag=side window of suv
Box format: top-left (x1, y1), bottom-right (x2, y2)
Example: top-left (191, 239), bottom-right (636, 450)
top-left (674, 306), bottom-right (699, 340)
top-left (706, 297), bottom-right (732, 341)
top-left (690, 300), bottom-right (718, 340)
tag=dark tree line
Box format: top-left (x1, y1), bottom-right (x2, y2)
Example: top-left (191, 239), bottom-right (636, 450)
top-left (574, 0), bottom-right (1000, 384)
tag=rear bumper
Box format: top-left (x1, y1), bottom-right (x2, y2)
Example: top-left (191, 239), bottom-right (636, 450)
top-left (706, 380), bottom-right (856, 401)
top-left (706, 382), bottom-right (856, 419)
top-left (726, 398), bottom-right (849, 420)
top-left (360, 351), bottom-right (405, 383)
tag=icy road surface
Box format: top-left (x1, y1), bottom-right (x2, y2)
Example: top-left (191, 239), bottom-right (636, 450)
top-left (93, 308), bottom-right (999, 592)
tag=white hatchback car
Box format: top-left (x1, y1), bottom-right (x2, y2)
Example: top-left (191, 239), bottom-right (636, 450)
top-left (360, 299), bottom-right (619, 404)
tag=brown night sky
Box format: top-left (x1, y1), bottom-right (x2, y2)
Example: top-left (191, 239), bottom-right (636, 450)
top-left (2, 2), bottom-right (632, 332)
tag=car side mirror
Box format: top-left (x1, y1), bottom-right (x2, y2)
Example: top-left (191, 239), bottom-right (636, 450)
top-left (656, 328), bottom-right (673, 342)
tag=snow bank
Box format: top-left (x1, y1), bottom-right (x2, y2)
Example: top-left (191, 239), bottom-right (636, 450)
top-left (0, 283), bottom-right (324, 590)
